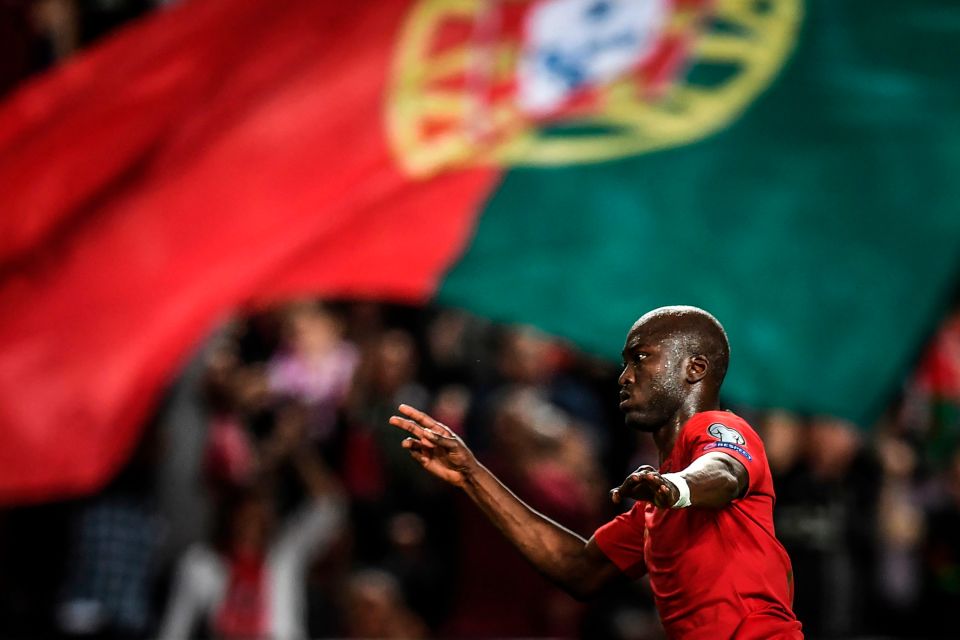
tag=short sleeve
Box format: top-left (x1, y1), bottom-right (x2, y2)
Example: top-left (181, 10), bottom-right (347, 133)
top-left (685, 416), bottom-right (766, 496)
top-left (592, 504), bottom-right (648, 579)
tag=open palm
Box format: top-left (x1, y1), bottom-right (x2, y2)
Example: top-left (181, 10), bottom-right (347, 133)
top-left (388, 404), bottom-right (476, 488)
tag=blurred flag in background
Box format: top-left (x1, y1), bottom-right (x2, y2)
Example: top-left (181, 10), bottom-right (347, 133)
top-left (1, 0), bottom-right (959, 501)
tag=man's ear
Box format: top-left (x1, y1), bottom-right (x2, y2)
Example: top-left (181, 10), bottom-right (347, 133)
top-left (687, 355), bottom-right (708, 383)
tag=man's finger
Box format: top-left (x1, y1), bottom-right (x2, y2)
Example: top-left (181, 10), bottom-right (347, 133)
top-left (395, 407), bottom-right (459, 446)
top-left (653, 481), bottom-right (676, 507)
top-left (402, 437), bottom-right (425, 452)
top-left (614, 470), bottom-right (670, 503)
top-left (388, 415), bottom-right (418, 435)
top-left (388, 416), bottom-right (437, 448)
top-left (636, 474), bottom-right (673, 504)
top-left (618, 470), bottom-right (648, 493)
top-left (398, 404), bottom-right (440, 428)
top-left (637, 472), bottom-right (668, 493)
top-left (389, 415), bottom-right (435, 437)
top-left (426, 431), bottom-right (462, 452)
top-left (397, 404), bottom-right (455, 436)
top-left (408, 449), bottom-right (428, 466)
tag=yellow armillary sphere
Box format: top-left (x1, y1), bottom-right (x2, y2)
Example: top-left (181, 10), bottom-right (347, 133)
top-left (387, 0), bottom-right (802, 177)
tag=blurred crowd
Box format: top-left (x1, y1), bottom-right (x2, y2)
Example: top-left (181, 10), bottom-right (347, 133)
top-left (0, 0), bottom-right (172, 97)
top-left (0, 300), bottom-right (958, 639)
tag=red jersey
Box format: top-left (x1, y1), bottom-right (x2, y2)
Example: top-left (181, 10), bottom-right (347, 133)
top-left (594, 411), bottom-right (802, 640)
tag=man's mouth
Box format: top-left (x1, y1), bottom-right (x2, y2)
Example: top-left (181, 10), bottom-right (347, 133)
top-left (619, 390), bottom-right (632, 409)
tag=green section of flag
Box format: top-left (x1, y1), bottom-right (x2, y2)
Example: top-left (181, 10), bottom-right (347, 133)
top-left (437, 0), bottom-right (960, 425)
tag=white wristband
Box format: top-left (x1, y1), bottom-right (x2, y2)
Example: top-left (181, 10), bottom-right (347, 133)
top-left (661, 473), bottom-right (692, 509)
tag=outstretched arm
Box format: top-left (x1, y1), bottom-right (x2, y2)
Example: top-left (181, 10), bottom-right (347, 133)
top-left (389, 404), bottom-right (621, 600)
top-left (611, 452), bottom-right (747, 509)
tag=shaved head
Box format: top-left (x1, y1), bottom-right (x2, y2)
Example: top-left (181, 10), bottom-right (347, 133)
top-left (630, 305), bottom-right (730, 386)
top-left (618, 306), bottom-right (730, 431)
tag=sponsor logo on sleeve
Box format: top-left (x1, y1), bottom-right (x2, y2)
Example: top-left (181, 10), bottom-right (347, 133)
top-left (704, 422), bottom-right (752, 460)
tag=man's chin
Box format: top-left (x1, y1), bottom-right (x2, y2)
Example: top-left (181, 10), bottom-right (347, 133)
top-left (623, 410), bottom-right (659, 433)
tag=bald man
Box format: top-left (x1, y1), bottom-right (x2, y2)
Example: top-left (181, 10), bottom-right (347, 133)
top-left (389, 306), bottom-right (803, 639)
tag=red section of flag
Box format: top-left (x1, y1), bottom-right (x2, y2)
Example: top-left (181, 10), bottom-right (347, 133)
top-left (0, 0), bottom-right (499, 502)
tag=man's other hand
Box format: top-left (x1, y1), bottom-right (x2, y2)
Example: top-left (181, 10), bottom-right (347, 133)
top-left (610, 466), bottom-right (680, 508)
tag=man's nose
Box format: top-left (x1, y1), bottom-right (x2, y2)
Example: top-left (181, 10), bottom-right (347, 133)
top-left (618, 365), bottom-right (633, 385)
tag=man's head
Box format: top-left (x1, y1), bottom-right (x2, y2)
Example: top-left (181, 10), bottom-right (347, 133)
top-left (618, 305), bottom-right (730, 431)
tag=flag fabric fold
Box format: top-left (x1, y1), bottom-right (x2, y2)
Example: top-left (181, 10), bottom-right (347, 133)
top-left (0, 0), bottom-right (498, 502)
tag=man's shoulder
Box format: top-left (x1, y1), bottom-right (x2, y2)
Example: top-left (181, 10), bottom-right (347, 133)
top-left (678, 410), bottom-right (766, 465)
top-left (682, 410), bottom-right (757, 440)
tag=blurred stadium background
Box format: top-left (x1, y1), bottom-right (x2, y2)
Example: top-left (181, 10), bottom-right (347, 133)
top-left (1, 1), bottom-right (959, 638)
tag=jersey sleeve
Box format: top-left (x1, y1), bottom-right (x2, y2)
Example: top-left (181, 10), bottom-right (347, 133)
top-left (684, 416), bottom-right (766, 496)
top-left (592, 504), bottom-right (648, 579)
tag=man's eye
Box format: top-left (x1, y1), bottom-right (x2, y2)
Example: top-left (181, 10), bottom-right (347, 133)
top-left (623, 353), bottom-right (646, 367)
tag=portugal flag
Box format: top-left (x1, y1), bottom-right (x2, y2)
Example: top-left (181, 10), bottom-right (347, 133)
top-left (2, 0), bottom-right (960, 502)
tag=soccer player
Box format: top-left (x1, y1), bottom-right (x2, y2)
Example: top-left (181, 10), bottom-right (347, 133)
top-left (389, 306), bottom-right (803, 639)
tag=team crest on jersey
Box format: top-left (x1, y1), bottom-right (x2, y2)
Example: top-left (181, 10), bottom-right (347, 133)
top-left (387, 0), bottom-right (803, 176)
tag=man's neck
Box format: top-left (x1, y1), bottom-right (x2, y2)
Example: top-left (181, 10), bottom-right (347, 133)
top-left (653, 396), bottom-right (720, 464)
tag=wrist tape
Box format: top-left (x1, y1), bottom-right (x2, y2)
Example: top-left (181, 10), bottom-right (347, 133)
top-left (661, 473), bottom-right (692, 508)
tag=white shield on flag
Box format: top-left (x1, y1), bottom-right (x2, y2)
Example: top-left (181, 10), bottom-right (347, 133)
top-left (517, 0), bottom-right (669, 115)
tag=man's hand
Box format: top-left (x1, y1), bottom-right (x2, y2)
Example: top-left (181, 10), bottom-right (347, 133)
top-left (388, 404), bottom-right (478, 488)
top-left (610, 466), bottom-right (680, 508)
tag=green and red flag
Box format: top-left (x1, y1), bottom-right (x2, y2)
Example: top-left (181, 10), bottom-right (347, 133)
top-left (1, 0), bottom-right (959, 502)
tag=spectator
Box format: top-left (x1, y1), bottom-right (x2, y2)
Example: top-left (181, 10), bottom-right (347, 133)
top-left (158, 403), bottom-right (345, 640)
top-left (202, 336), bottom-right (270, 494)
top-left (772, 418), bottom-right (882, 637)
top-left (445, 388), bottom-right (603, 637)
top-left (57, 425), bottom-right (165, 639)
top-left (920, 449), bottom-right (960, 636)
top-left (345, 329), bottom-right (431, 498)
top-left (268, 302), bottom-right (359, 442)
top-left (341, 569), bottom-right (428, 639)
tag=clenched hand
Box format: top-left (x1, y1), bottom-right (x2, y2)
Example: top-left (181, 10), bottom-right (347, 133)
top-left (610, 465), bottom-right (680, 508)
